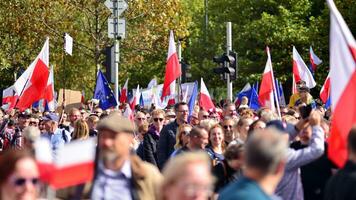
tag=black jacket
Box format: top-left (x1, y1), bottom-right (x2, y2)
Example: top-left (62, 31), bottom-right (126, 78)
top-left (212, 159), bottom-right (240, 193)
top-left (324, 160), bottom-right (356, 200)
top-left (157, 120), bottom-right (179, 169)
top-left (143, 127), bottom-right (160, 166)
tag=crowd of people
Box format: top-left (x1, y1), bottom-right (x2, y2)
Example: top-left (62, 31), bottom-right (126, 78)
top-left (0, 80), bottom-right (355, 200)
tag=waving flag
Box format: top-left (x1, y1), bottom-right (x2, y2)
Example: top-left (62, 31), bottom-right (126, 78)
top-left (327, 0), bottom-right (356, 167)
top-left (14, 38), bottom-right (50, 110)
top-left (188, 81), bottom-right (198, 122)
top-left (130, 85), bottom-right (140, 110)
top-left (235, 83), bottom-right (260, 110)
top-left (320, 72), bottom-right (331, 104)
top-left (199, 78), bottom-right (215, 111)
top-left (2, 86), bottom-right (18, 111)
top-left (293, 46), bottom-right (316, 89)
top-left (309, 46), bottom-right (322, 74)
top-left (120, 78), bottom-right (128, 104)
top-left (161, 31), bottom-right (181, 100)
top-left (147, 78), bottom-right (157, 89)
top-left (43, 66), bottom-right (55, 111)
top-left (93, 70), bottom-right (117, 110)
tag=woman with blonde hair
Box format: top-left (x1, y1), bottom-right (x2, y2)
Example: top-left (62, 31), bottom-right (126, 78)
top-left (170, 124), bottom-right (192, 157)
top-left (71, 119), bottom-right (89, 141)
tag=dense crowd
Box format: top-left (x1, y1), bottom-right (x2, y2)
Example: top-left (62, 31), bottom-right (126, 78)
top-left (0, 80), bottom-right (355, 200)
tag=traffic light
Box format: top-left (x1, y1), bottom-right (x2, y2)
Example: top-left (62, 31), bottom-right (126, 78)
top-left (212, 51), bottom-right (238, 80)
top-left (102, 45), bottom-right (115, 84)
top-left (181, 60), bottom-right (191, 83)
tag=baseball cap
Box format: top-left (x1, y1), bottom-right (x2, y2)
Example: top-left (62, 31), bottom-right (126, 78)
top-left (266, 120), bottom-right (295, 135)
top-left (42, 113), bottom-right (59, 122)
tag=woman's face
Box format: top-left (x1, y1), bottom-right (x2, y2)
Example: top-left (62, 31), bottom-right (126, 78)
top-left (209, 127), bottom-right (224, 147)
top-left (180, 127), bottom-right (191, 146)
top-left (2, 158), bottom-right (39, 200)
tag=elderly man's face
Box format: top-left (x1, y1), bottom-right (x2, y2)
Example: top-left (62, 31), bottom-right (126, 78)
top-left (98, 129), bottom-right (134, 162)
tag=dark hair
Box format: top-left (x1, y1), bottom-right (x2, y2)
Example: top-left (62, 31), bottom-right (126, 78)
top-left (0, 150), bottom-right (35, 186)
top-left (224, 143), bottom-right (244, 161)
top-left (174, 102), bottom-right (188, 112)
top-left (348, 126), bottom-right (356, 154)
top-left (188, 125), bottom-right (206, 138)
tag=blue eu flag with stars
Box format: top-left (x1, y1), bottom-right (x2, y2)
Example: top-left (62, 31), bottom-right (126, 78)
top-left (93, 70), bottom-right (118, 110)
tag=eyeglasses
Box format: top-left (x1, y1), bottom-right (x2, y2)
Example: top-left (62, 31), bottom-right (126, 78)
top-left (223, 125), bottom-right (233, 129)
top-left (180, 131), bottom-right (190, 135)
top-left (178, 110), bottom-right (189, 113)
top-left (136, 118), bottom-right (146, 121)
top-left (13, 177), bottom-right (39, 187)
top-left (153, 118), bottom-right (164, 122)
top-left (202, 115), bottom-right (209, 119)
top-left (29, 122), bottom-right (38, 126)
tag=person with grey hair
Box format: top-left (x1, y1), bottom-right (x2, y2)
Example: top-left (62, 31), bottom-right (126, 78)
top-left (218, 128), bottom-right (289, 200)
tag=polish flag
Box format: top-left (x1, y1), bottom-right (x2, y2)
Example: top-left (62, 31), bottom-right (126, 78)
top-left (123, 104), bottom-right (134, 121)
top-left (2, 86), bottom-right (18, 111)
top-left (167, 80), bottom-right (176, 106)
top-left (35, 137), bottom-right (96, 189)
top-left (199, 78), bottom-right (215, 111)
top-left (161, 31), bottom-right (181, 100)
top-left (310, 46), bottom-right (322, 73)
top-left (130, 85), bottom-right (140, 110)
top-left (327, 0), bottom-right (356, 167)
top-left (292, 46), bottom-right (316, 89)
top-left (320, 72), bottom-right (331, 104)
top-left (81, 90), bottom-right (85, 104)
top-left (14, 38), bottom-right (50, 110)
top-left (120, 78), bottom-right (128, 104)
top-left (43, 66), bottom-right (55, 111)
top-left (259, 47), bottom-right (277, 112)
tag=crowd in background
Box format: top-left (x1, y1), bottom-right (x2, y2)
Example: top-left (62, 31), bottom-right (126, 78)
top-left (0, 80), bottom-right (355, 200)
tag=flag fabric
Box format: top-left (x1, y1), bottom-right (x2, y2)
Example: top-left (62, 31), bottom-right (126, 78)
top-left (252, 82), bottom-right (259, 94)
top-left (93, 70), bottom-right (118, 110)
top-left (199, 78), bottom-right (215, 111)
top-left (43, 66), bottom-right (55, 111)
top-left (81, 90), bottom-right (85, 104)
top-left (2, 86), bottom-right (18, 111)
top-left (278, 81), bottom-right (287, 107)
top-left (130, 85), bottom-right (140, 110)
top-left (236, 83), bottom-right (260, 110)
top-left (309, 46), bottom-right (322, 74)
top-left (147, 78), bottom-right (157, 89)
top-left (119, 78), bottom-right (128, 104)
top-left (327, 0), bottom-right (356, 167)
top-left (123, 104), bottom-right (134, 121)
top-left (259, 47), bottom-right (276, 111)
top-left (14, 38), bottom-right (50, 110)
top-left (320, 72), bottom-right (331, 104)
top-left (292, 46), bottom-right (316, 89)
top-left (35, 137), bottom-right (96, 189)
top-left (64, 33), bottom-right (73, 56)
top-left (188, 81), bottom-right (198, 121)
top-left (139, 93), bottom-right (144, 108)
top-left (161, 31), bottom-right (181, 100)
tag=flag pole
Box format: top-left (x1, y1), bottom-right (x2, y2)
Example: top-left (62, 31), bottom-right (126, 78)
top-left (268, 47), bottom-right (281, 119)
top-left (177, 39), bottom-right (182, 102)
top-left (62, 33), bottom-right (66, 110)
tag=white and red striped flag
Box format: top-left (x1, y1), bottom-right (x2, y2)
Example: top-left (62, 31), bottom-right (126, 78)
top-left (14, 38), bottom-right (50, 110)
top-left (120, 78), bottom-right (129, 104)
top-left (292, 46), bottom-right (316, 91)
top-left (258, 47), bottom-right (281, 117)
top-left (199, 78), bottom-right (215, 111)
top-left (35, 137), bottom-right (96, 189)
top-left (43, 66), bottom-right (55, 111)
top-left (161, 31), bottom-right (181, 101)
top-left (130, 85), bottom-right (140, 110)
top-left (309, 46), bottom-right (322, 73)
top-left (2, 86), bottom-right (18, 111)
top-left (327, 0), bottom-right (356, 167)
top-left (320, 72), bottom-right (331, 104)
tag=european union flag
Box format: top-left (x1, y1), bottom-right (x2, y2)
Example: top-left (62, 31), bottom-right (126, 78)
top-left (93, 70), bottom-right (118, 110)
top-left (188, 81), bottom-right (198, 122)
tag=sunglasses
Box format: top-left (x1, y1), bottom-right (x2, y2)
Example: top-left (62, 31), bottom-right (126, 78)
top-left (180, 131), bottom-right (190, 135)
top-left (202, 115), bottom-right (209, 119)
top-left (136, 118), bottom-right (146, 121)
top-left (29, 122), bottom-right (38, 125)
top-left (13, 177), bottom-right (39, 187)
top-left (223, 125), bottom-right (233, 129)
top-left (154, 118), bottom-right (164, 122)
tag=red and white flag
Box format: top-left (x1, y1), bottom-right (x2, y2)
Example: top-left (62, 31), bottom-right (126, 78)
top-left (130, 85), bottom-right (140, 110)
top-left (259, 47), bottom-right (277, 113)
top-left (161, 31), bottom-right (181, 101)
top-left (14, 38), bottom-right (50, 110)
top-left (2, 86), bottom-right (18, 111)
top-left (310, 46), bottom-right (322, 72)
top-left (35, 138), bottom-right (96, 189)
top-left (320, 72), bottom-right (331, 104)
top-left (81, 90), bottom-right (85, 104)
top-left (292, 46), bottom-right (316, 89)
top-left (327, 0), bottom-right (356, 167)
top-left (43, 66), bottom-right (55, 111)
top-left (120, 78), bottom-right (128, 104)
top-left (199, 78), bottom-right (215, 111)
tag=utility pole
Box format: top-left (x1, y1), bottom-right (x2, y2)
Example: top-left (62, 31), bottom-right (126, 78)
top-left (226, 22), bottom-right (233, 102)
top-left (105, 0), bottom-right (127, 109)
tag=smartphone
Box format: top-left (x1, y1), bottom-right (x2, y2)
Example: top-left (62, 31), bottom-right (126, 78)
top-left (299, 104), bottom-right (313, 119)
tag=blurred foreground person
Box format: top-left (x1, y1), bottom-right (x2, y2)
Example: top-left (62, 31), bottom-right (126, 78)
top-left (0, 150), bottom-right (40, 200)
top-left (91, 113), bottom-right (162, 200)
top-left (160, 152), bottom-right (214, 200)
top-left (218, 128), bottom-right (288, 200)
top-left (324, 126), bottom-right (356, 200)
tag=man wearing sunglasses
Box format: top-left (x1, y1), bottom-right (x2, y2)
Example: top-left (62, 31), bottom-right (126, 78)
top-left (157, 102), bottom-right (189, 169)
